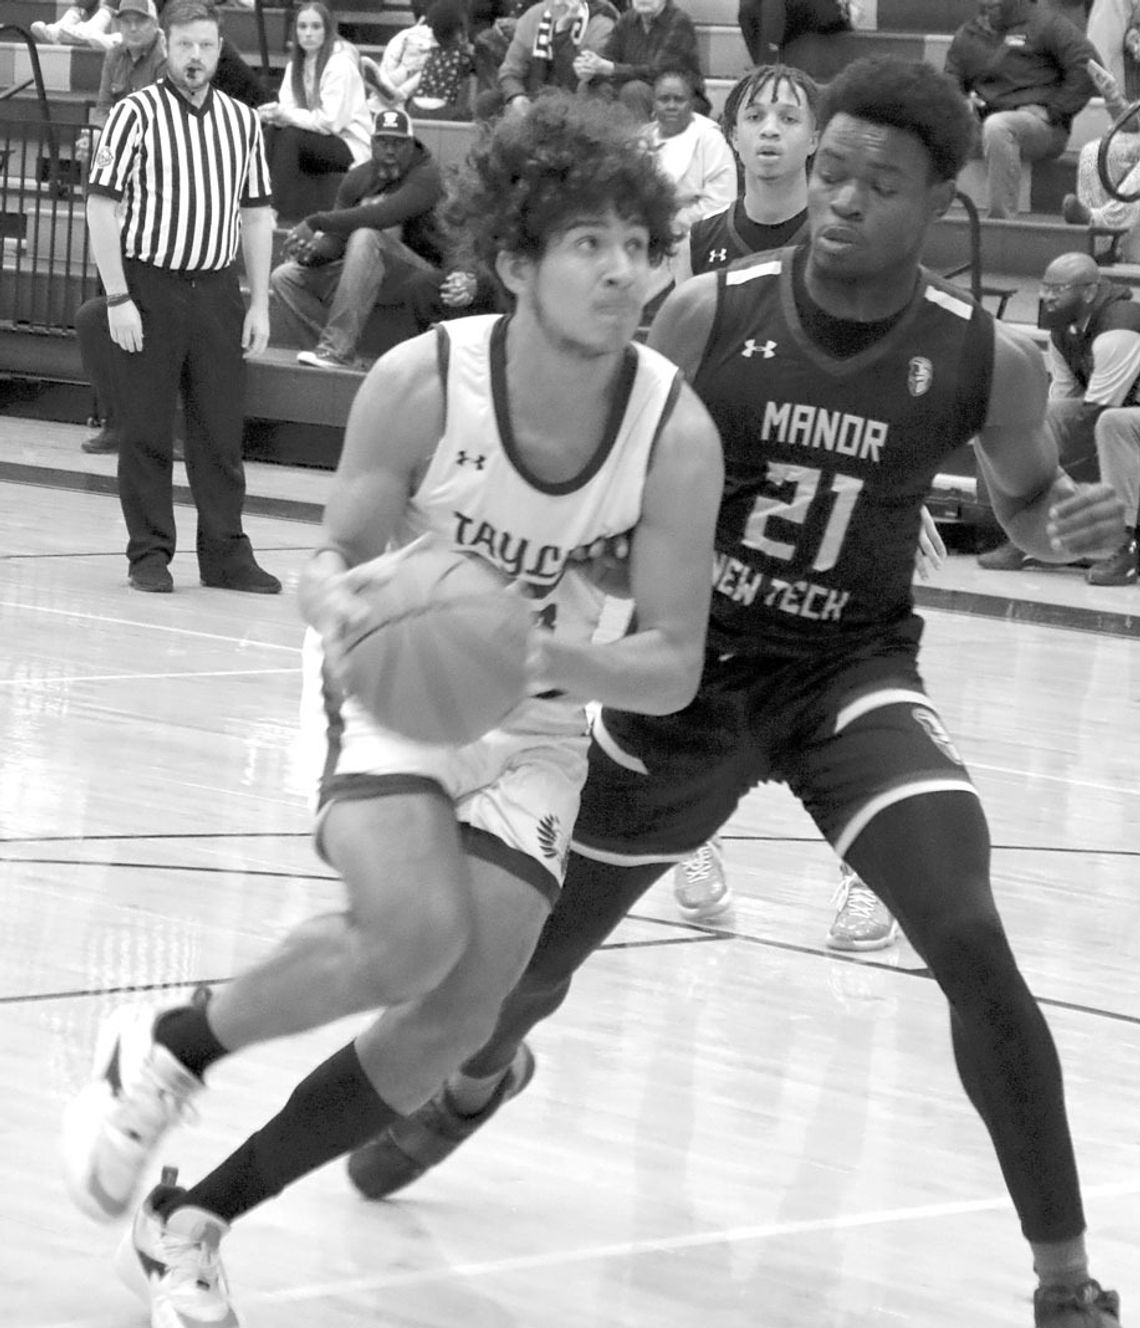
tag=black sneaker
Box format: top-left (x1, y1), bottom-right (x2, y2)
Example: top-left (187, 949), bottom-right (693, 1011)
top-left (1034, 1279), bottom-right (1121, 1326)
top-left (347, 1043), bottom-right (536, 1200)
top-left (1087, 540), bottom-right (1138, 586)
top-left (82, 427), bottom-right (123, 454)
top-left (200, 562), bottom-right (282, 594)
top-left (977, 540), bottom-right (1029, 571)
top-left (128, 558), bottom-right (174, 593)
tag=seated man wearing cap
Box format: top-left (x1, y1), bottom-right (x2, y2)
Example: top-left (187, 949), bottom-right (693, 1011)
top-left (270, 106), bottom-right (447, 370)
top-left (91, 0), bottom-right (166, 126)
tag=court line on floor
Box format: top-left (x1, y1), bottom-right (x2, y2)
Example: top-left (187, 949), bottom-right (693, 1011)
top-left (3, 892), bottom-right (1137, 1027)
top-left (29, 1177), bottom-right (1139, 1328)
top-left (0, 460), bottom-right (325, 525)
top-left (0, 599), bottom-right (303, 650)
top-left (0, 667), bottom-right (302, 687)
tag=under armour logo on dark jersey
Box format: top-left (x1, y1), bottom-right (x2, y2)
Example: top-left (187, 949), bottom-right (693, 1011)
top-left (741, 339), bottom-right (777, 359)
top-left (708, 248), bottom-right (728, 264)
top-left (456, 451), bottom-right (486, 469)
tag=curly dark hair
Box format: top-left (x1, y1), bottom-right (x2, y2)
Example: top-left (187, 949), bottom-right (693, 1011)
top-left (720, 63), bottom-right (820, 138)
top-left (817, 57), bottom-right (976, 183)
top-left (441, 92), bottom-right (680, 279)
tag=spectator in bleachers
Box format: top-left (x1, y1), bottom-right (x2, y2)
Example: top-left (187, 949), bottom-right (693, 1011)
top-left (406, 0), bottom-right (475, 118)
top-left (1061, 58), bottom-right (1140, 262)
top-left (269, 107), bottom-right (446, 369)
top-left (735, 0), bottom-right (854, 81)
top-left (374, 0), bottom-right (438, 105)
top-left (944, 0), bottom-right (1098, 219)
top-left (32, 0), bottom-right (117, 49)
top-left (469, 0), bottom-right (531, 96)
top-left (979, 250), bottom-right (1140, 580)
top-left (1086, 0), bottom-right (1135, 93)
top-left (573, 0), bottom-right (709, 122)
top-left (258, 1), bottom-right (373, 222)
top-left (639, 65), bottom-right (737, 306)
top-left (480, 0), bottom-right (619, 119)
top-left (86, 0), bottom-right (165, 127)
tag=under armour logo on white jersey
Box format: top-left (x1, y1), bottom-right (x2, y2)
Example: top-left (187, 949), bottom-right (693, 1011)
top-left (741, 339), bottom-right (777, 359)
top-left (456, 451), bottom-right (486, 469)
top-left (708, 248), bottom-right (728, 264)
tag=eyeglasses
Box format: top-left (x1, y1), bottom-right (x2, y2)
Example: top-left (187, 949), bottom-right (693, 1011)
top-left (1040, 281), bottom-right (1094, 296)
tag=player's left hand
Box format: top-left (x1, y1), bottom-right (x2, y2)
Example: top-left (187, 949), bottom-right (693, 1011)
top-left (914, 506), bottom-right (947, 581)
top-left (242, 303), bottom-right (270, 358)
top-left (567, 532), bottom-right (632, 598)
top-left (1046, 482), bottom-right (1126, 558)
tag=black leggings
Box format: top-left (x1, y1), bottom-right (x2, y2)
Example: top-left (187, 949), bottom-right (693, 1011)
top-left (461, 790), bottom-right (1084, 1245)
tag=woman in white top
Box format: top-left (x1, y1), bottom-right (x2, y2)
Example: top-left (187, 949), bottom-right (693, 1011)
top-left (641, 65), bottom-right (737, 306)
top-left (258, 1), bottom-right (373, 220)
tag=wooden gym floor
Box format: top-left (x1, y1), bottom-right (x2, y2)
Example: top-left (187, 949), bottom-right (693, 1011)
top-left (2, 416), bottom-right (1138, 1327)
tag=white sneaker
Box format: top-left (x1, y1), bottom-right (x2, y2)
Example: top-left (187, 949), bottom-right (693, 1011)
top-left (826, 865), bottom-right (899, 952)
top-left (61, 1005), bottom-right (202, 1223)
top-left (673, 838), bottom-right (734, 923)
top-left (30, 19), bottom-right (63, 42)
top-left (116, 1168), bottom-right (241, 1328)
top-left (296, 349), bottom-right (350, 370)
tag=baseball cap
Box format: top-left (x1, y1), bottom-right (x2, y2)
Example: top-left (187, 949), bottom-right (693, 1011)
top-left (117, 0), bottom-right (159, 18)
top-left (373, 108), bottom-right (414, 139)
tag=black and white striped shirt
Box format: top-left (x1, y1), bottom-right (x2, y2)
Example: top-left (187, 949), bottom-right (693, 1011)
top-left (88, 79), bottom-right (273, 272)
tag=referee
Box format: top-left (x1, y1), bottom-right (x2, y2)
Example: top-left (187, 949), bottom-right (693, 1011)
top-left (84, 0), bottom-right (279, 594)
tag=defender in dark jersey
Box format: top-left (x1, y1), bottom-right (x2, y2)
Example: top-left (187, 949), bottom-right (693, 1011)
top-left (681, 63), bottom-right (816, 285)
top-left (347, 58), bottom-right (1126, 1325)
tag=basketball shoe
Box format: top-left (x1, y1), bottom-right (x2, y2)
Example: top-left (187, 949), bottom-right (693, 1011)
top-left (116, 1167), bottom-right (240, 1328)
top-left (347, 1042), bottom-right (536, 1200)
top-left (826, 865), bottom-right (899, 952)
top-left (61, 1004), bottom-right (202, 1223)
top-left (672, 838), bottom-right (734, 923)
top-left (1034, 1280), bottom-right (1121, 1325)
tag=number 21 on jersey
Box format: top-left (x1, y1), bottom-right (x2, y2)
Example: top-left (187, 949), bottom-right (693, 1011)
top-left (742, 464), bottom-right (864, 574)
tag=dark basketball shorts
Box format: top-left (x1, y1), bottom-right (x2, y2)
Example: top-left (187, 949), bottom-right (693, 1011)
top-left (571, 615), bottom-right (978, 866)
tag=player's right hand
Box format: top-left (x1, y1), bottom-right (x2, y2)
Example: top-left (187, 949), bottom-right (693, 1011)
top-left (107, 300), bottom-right (143, 353)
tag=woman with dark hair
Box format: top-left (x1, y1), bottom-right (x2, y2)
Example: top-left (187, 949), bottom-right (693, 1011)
top-left (258, 1), bottom-right (373, 220)
top-left (408, 0), bottom-right (475, 119)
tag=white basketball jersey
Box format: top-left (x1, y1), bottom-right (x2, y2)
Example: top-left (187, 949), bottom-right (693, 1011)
top-left (399, 313), bottom-right (682, 658)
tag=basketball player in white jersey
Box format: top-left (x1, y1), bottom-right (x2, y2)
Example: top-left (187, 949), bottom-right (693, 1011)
top-left (60, 94), bottom-right (723, 1328)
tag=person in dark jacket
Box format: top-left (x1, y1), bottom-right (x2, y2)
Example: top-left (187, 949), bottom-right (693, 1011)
top-left (981, 251), bottom-right (1140, 581)
top-left (269, 107), bottom-right (445, 369)
top-left (944, 0), bottom-right (1098, 218)
top-left (482, 0), bottom-right (618, 118)
top-left (736, 0), bottom-right (853, 80)
top-left (573, 0), bottom-right (710, 121)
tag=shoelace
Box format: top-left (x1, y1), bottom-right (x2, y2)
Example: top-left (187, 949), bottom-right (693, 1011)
top-left (158, 1227), bottom-right (224, 1296)
top-left (682, 845), bottom-right (717, 884)
top-left (832, 878), bottom-right (880, 920)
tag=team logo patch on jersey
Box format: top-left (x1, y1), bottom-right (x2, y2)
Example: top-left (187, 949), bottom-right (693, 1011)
top-left (742, 338), bottom-right (777, 359)
top-left (907, 356), bottom-right (933, 397)
top-left (911, 707), bottom-right (964, 765)
top-left (708, 248), bottom-right (728, 264)
top-left (94, 146), bottom-right (115, 169)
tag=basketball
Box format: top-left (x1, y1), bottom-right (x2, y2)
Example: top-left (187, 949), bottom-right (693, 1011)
top-left (340, 544), bottom-right (533, 746)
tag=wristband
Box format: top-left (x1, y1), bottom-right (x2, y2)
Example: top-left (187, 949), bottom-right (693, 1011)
top-left (106, 293), bottom-right (133, 308)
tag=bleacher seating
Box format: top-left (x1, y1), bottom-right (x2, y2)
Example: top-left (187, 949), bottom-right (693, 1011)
top-left (2, 0), bottom-right (1135, 468)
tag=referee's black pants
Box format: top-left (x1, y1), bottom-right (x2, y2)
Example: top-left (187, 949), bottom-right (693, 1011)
top-left (107, 259), bottom-right (255, 576)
